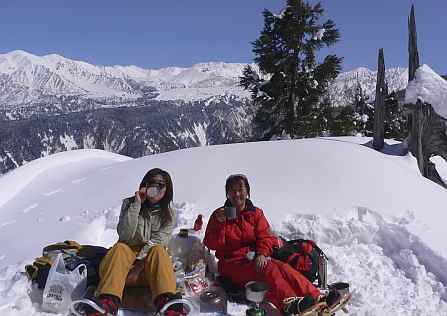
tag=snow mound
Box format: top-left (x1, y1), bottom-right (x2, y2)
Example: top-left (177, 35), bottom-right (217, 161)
top-left (405, 64), bottom-right (447, 120)
top-left (278, 207), bottom-right (447, 315)
top-left (0, 149), bottom-right (130, 209)
top-left (0, 137), bottom-right (446, 315)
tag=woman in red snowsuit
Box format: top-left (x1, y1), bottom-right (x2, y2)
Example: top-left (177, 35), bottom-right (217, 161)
top-left (204, 174), bottom-right (323, 315)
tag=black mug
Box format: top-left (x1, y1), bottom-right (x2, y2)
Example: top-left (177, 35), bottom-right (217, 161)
top-left (224, 206), bottom-right (237, 220)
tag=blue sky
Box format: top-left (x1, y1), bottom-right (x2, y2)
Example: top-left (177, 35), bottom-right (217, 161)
top-left (0, 0), bottom-right (445, 73)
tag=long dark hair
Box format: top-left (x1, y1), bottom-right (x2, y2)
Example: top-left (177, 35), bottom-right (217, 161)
top-left (139, 168), bottom-right (173, 226)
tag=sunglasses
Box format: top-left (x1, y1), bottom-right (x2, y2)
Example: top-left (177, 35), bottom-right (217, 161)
top-left (146, 181), bottom-right (166, 190)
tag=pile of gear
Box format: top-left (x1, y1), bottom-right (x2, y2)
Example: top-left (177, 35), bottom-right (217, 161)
top-left (25, 222), bottom-right (351, 316)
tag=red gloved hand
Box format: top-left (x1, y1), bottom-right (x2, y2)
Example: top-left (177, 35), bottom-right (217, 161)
top-left (194, 214), bottom-right (203, 231)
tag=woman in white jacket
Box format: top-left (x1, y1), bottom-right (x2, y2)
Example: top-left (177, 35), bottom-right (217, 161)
top-left (87, 168), bottom-right (185, 316)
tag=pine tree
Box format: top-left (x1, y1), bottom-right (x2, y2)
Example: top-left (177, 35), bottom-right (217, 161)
top-left (352, 81), bottom-right (374, 136)
top-left (384, 91), bottom-right (407, 140)
top-left (330, 105), bottom-right (356, 136)
top-left (240, 0), bottom-right (342, 140)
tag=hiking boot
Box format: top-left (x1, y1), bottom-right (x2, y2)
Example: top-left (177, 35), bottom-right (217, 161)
top-left (282, 295), bottom-right (316, 315)
top-left (155, 292), bottom-right (188, 316)
top-left (84, 294), bottom-right (120, 316)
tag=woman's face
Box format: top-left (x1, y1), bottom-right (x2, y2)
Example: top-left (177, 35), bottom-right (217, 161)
top-left (146, 174), bottom-right (167, 205)
top-left (227, 179), bottom-right (248, 210)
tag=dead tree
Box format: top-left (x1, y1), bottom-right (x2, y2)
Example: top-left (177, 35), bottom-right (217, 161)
top-left (373, 48), bottom-right (386, 150)
top-left (405, 5), bottom-right (447, 187)
top-left (408, 5), bottom-right (420, 82)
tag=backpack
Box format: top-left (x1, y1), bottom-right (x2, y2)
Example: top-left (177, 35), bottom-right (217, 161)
top-left (272, 238), bottom-right (327, 284)
top-left (25, 240), bottom-right (109, 289)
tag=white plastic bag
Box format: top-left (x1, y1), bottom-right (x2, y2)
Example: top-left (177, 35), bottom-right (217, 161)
top-left (41, 252), bottom-right (87, 313)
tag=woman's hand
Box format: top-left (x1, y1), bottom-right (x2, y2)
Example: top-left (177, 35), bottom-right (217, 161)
top-left (135, 187), bottom-right (146, 203)
top-left (215, 208), bottom-right (226, 223)
top-left (255, 254), bottom-right (269, 272)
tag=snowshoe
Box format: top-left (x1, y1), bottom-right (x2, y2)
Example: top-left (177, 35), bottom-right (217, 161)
top-left (321, 292), bottom-right (352, 315)
top-left (157, 297), bottom-right (195, 315)
top-left (68, 297), bottom-right (196, 316)
top-left (283, 296), bottom-right (326, 316)
top-left (68, 298), bottom-right (107, 316)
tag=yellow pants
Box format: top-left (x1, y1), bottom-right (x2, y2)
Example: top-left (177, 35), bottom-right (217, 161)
top-left (97, 242), bottom-right (176, 301)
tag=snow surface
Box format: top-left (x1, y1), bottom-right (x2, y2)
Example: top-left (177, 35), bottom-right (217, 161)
top-left (405, 64), bottom-right (447, 120)
top-left (0, 149), bottom-right (130, 210)
top-left (1, 138), bottom-right (447, 315)
top-left (431, 156), bottom-right (447, 184)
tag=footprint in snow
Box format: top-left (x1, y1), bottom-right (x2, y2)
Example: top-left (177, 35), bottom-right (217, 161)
top-left (59, 216), bottom-right (71, 222)
top-left (72, 177), bottom-right (87, 184)
top-left (43, 189), bottom-right (61, 196)
top-left (0, 220), bottom-right (16, 228)
top-left (23, 203), bottom-right (38, 213)
top-left (0, 303), bottom-right (13, 312)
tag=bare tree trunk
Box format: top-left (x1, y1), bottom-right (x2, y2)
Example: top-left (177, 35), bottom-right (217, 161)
top-left (287, 56), bottom-right (298, 138)
top-left (416, 100), bottom-right (426, 173)
top-left (373, 49), bottom-right (386, 150)
top-left (406, 4), bottom-right (422, 166)
top-left (408, 5), bottom-right (420, 82)
top-left (405, 5), bottom-right (447, 188)
top-left (288, 79), bottom-right (296, 138)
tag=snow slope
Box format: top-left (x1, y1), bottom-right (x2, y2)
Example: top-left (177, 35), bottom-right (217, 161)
top-left (0, 137), bottom-right (447, 315)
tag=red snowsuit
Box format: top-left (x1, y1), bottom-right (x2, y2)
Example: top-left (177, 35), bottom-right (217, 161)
top-left (204, 200), bottom-right (320, 310)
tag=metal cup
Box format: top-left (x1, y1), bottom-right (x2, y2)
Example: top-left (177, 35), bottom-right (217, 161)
top-left (147, 186), bottom-right (160, 198)
top-left (245, 281), bottom-right (268, 304)
top-left (224, 207), bottom-right (237, 220)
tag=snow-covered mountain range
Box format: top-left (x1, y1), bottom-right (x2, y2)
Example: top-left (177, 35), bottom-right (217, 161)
top-left (0, 50), bottom-right (408, 111)
top-left (0, 50), bottom-right (252, 108)
top-left (327, 66), bottom-right (408, 106)
top-left (0, 50), bottom-right (410, 176)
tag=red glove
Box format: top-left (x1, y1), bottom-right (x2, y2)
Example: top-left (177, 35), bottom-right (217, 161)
top-left (194, 214), bottom-right (203, 231)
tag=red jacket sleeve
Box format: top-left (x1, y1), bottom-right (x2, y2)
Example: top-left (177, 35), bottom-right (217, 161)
top-left (255, 209), bottom-right (277, 257)
top-left (204, 208), bottom-right (227, 251)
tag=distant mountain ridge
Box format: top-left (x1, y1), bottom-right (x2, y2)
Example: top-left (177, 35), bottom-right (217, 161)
top-left (328, 66), bottom-right (408, 106)
top-left (0, 97), bottom-right (254, 174)
top-left (0, 50), bottom-right (410, 175)
top-left (0, 50), bottom-right (408, 111)
top-left (0, 50), bottom-right (252, 107)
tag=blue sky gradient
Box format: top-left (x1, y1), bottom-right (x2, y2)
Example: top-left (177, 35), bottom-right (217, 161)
top-left (0, 0), bottom-right (445, 73)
